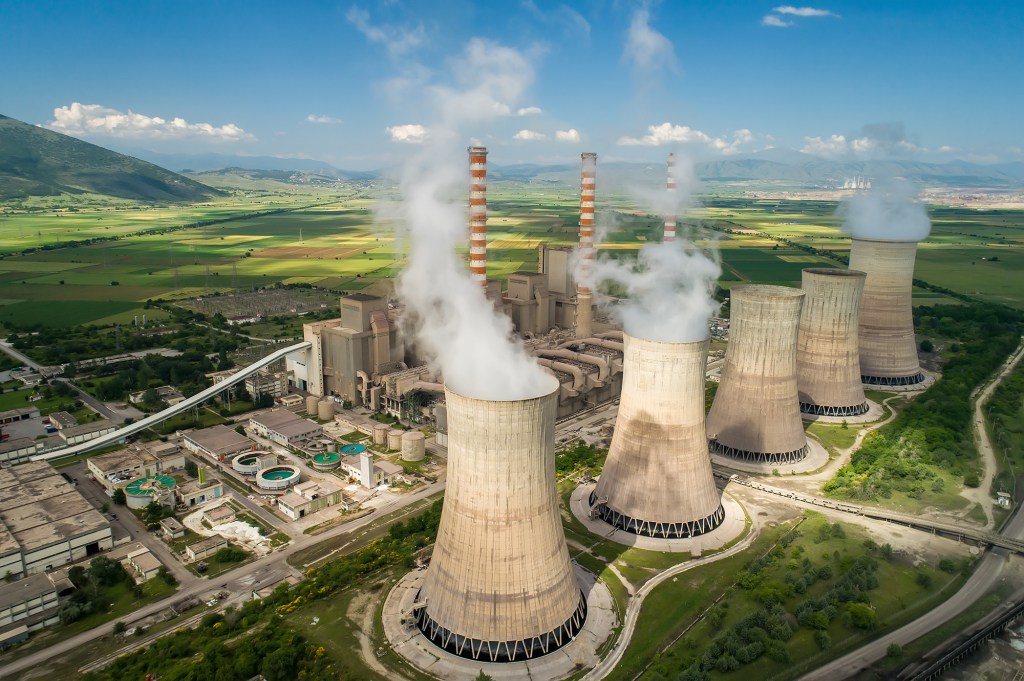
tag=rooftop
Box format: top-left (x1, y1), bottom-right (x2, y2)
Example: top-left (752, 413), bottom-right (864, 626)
top-left (376, 460), bottom-right (403, 476)
top-left (0, 573), bottom-right (56, 612)
top-left (0, 407), bottom-right (39, 420)
top-left (184, 424), bottom-right (252, 456)
top-left (89, 448), bottom-right (156, 476)
top-left (159, 517), bottom-right (184, 531)
top-left (127, 548), bottom-right (162, 574)
top-left (188, 535), bottom-right (227, 553)
top-left (48, 411), bottom-right (77, 428)
top-left (58, 420), bottom-right (116, 440)
top-left (342, 293), bottom-right (380, 302)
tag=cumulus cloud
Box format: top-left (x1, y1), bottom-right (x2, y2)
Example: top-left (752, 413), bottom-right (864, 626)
top-left (763, 5), bottom-right (837, 27)
top-left (522, 0), bottom-right (591, 37)
top-left (801, 123), bottom-right (925, 158)
top-left (385, 123), bottom-right (428, 143)
top-left (346, 6), bottom-right (426, 58)
top-left (761, 14), bottom-right (793, 27)
top-left (513, 129), bottom-right (546, 141)
top-left (47, 102), bottom-right (253, 141)
top-left (555, 128), bottom-right (581, 143)
top-left (516, 106), bottom-right (543, 116)
top-left (617, 123), bottom-right (753, 155)
top-left (305, 114), bottom-right (342, 124)
top-left (623, 4), bottom-right (677, 73)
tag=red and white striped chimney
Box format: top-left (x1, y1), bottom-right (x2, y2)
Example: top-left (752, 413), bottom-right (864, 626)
top-left (468, 146), bottom-right (488, 286)
top-left (664, 152), bottom-right (676, 243)
top-left (576, 152), bottom-right (596, 339)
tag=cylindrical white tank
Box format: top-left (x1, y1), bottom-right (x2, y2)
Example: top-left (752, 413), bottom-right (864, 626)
top-left (317, 400), bottom-right (334, 421)
top-left (415, 379), bottom-right (585, 663)
top-left (305, 395), bottom-right (320, 415)
top-left (707, 285), bottom-right (808, 464)
top-left (387, 429), bottom-right (402, 451)
top-left (372, 423), bottom-right (389, 445)
top-left (593, 334), bottom-right (722, 537)
top-left (400, 431), bottom-right (425, 462)
top-left (848, 238), bottom-right (924, 385)
top-left (797, 268), bottom-right (869, 415)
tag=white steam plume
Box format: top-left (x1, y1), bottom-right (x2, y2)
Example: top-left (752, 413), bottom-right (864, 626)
top-left (383, 40), bottom-right (553, 401)
top-left (838, 177), bottom-right (931, 242)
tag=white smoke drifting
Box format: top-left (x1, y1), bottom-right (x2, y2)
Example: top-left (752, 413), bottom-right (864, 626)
top-left (838, 177), bottom-right (931, 242)
top-left (385, 40), bottom-right (554, 401)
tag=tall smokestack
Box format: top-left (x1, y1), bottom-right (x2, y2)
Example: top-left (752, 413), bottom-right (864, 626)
top-left (847, 238), bottom-right (924, 385)
top-left (592, 334), bottom-right (723, 537)
top-left (663, 152), bottom-right (676, 242)
top-left (468, 146), bottom-right (488, 287)
top-left (707, 285), bottom-right (808, 464)
top-left (575, 152), bottom-right (597, 339)
top-left (415, 379), bottom-right (586, 662)
top-left (797, 268), bottom-right (869, 416)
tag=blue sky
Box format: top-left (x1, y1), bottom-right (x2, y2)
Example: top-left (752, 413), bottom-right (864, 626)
top-left (2, 0), bottom-right (1021, 169)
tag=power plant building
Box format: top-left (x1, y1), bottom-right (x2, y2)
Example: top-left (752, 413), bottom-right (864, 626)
top-left (707, 285), bottom-right (808, 464)
top-left (414, 380), bottom-right (586, 662)
top-left (592, 335), bottom-right (723, 537)
top-left (797, 268), bottom-right (869, 416)
top-left (848, 238), bottom-right (924, 385)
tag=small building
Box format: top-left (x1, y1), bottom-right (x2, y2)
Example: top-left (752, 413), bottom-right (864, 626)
top-left (338, 451), bottom-right (402, 489)
top-left (126, 547), bottom-right (162, 581)
top-left (0, 407), bottom-right (40, 426)
top-left (129, 385), bottom-right (185, 406)
top-left (177, 478), bottom-right (224, 507)
top-left (0, 438), bottom-right (43, 466)
top-left (277, 481), bottom-right (348, 521)
top-left (58, 420), bottom-right (116, 445)
top-left (185, 536), bottom-right (227, 562)
top-left (205, 369), bottom-right (238, 385)
top-left (249, 409), bottom-right (322, 446)
top-left (277, 394), bottom-right (305, 411)
top-left (203, 505), bottom-right (236, 526)
top-left (0, 573), bottom-right (59, 633)
top-left (181, 425), bottom-right (253, 462)
top-left (46, 411), bottom-right (77, 430)
top-left (997, 491), bottom-right (1013, 508)
top-left (246, 370), bottom-right (289, 399)
top-left (159, 517), bottom-right (185, 540)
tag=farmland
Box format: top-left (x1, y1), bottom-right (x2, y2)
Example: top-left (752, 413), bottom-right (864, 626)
top-left (0, 180), bottom-right (1022, 330)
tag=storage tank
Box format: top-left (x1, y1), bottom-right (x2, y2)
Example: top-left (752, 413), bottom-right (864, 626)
top-left (414, 378), bottom-right (585, 662)
top-left (387, 429), bottom-right (403, 451)
top-left (372, 423), bottom-right (389, 445)
top-left (848, 238), bottom-right (924, 385)
top-left (401, 431), bottom-right (426, 462)
top-left (305, 395), bottom-right (320, 415)
top-left (317, 400), bottom-right (334, 421)
top-left (592, 334), bottom-right (723, 537)
top-left (707, 285), bottom-right (808, 464)
top-left (797, 268), bottom-right (869, 415)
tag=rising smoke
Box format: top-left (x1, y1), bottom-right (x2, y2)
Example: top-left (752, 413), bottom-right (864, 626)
top-left (837, 177), bottom-right (932, 242)
top-left (578, 155), bottom-right (721, 343)
top-left (383, 40), bottom-right (554, 401)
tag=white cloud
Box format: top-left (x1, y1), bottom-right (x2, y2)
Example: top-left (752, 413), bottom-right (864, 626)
top-left (774, 5), bottom-right (836, 17)
top-left (617, 122), bottom-right (752, 155)
top-left (938, 145), bottom-right (957, 153)
top-left (555, 128), bottom-right (581, 143)
top-left (761, 14), bottom-right (793, 27)
top-left (385, 123), bottom-right (428, 144)
top-left (623, 5), bottom-right (677, 73)
top-left (513, 129), bottom-right (546, 141)
top-left (801, 126), bottom-right (925, 158)
top-left (305, 114), bottom-right (342, 124)
top-left (47, 102), bottom-right (253, 141)
top-left (346, 6), bottom-right (425, 58)
top-left (516, 106), bottom-right (543, 116)
top-left (522, 1), bottom-right (591, 37)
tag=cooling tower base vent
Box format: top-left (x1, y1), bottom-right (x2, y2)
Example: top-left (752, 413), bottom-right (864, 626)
top-left (861, 372), bottom-right (924, 386)
top-left (589, 492), bottom-right (725, 539)
top-left (709, 439), bottom-right (809, 465)
top-left (799, 401), bottom-right (870, 417)
top-left (414, 591), bottom-right (588, 663)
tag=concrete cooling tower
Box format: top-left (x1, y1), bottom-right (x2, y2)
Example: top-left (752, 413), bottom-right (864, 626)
top-left (591, 334), bottom-right (723, 537)
top-left (415, 379), bottom-right (586, 663)
top-left (707, 285), bottom-right (808, 464)
top-left (797, 268), bottom-right (868, 416)
top-left (848, 238), bottom-right (924, 385)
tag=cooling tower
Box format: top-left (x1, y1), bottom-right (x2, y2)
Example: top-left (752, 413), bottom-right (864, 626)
top-left (575, 152), bottom-right (596, 339)
top-left (707, 285), bottom-right (808, 464)
top-left (468, 146), bottom-right (488, 286)
top-left (797, 268), bottom-right (868, 416)
top-left (415, 379), bottom-right (586, 662)
top-left (848, 238), bottom-right (924, 385)
top-left (591, 334), bottom-right (723, 537)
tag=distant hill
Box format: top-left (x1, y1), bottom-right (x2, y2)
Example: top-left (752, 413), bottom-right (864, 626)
top-left (121, 149), bottom-right (377, 181)
top-left (0, 114), bottom-right (224, 201)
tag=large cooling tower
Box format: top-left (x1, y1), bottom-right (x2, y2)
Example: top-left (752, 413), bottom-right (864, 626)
top-left (415, 380), bottom-right (586, 663)
top-left (707, 285), bottom-right (808, 464)
top-left (797, 268), bottom-right (868, 416)
top-left (591, 334), bottom-right (723, 537)
top-left (848, 238), bottom-right (924, 385)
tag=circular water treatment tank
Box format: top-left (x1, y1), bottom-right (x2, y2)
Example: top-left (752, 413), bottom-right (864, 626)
top-left (232, 450), bottom-right (274, 475)
top-left (311, 451), bottom-right (342, 471)
top-left (305, 395), bottom-right (320, 415)
top-left (387, 429), bottom-right (403, 451)
top-left (372, 423), bottom-right (389, 445)
top-left (340, 443), bottom-right (366, 456)
top-left (256, 465), bottom-right (301, 490)
top-left (401, 431), bottom-right (425, 462)
top-left (124, 475), bottom-right (176, 510)
top-left (318, 400), bottom-right (335, 421)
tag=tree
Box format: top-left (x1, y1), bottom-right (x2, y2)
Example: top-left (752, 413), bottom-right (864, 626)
top-left (846, 602), bottom-right (877, 630)
top-left (475, 672), bottom-right (494, 681)
top-left (112, 488), bottom-right (126, 505)
top-left (234, 424), bottom-right (246, 436)
top-left (919, 339), bottom-right (934, 352)
top-left (142, 387), bottom-right (161, 404)
top-left (185, 459), bottom-right (199, 477)
top-left (157, 565), bottom-right (178, 586)
top-left (113, 621), bottom-right (127, 635)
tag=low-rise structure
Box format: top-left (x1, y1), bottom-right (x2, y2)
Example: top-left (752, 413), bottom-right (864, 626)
top-left (277, 480), bottom-right (348, 520)
top-left (159, 517), bottom-right (185, 540)
top-left (182, 425), bottom-right (253, 462)
top-left (178, 478), bottom-right (225, 507)
top-left (277, 394), bottom-right (304, 411)
top-left (246, 370), bottom-right (289, 399)
top-left (87, 442), bottom-right (186, 492)
top-left (46, 411), bottom-right (77, 430)
top-left (338, 451), bottom-right (402, 489)
top-left (203, 505), bottom-right (236, 526)
top-left (58, 420), bottom-right (116, 445)
top-left (185, 536), bottom-right (227, 561)
top-left (0, 438), bottom-right (43, 466)
top-left (249, 409), bottom-right (321, 446)
top-left (126, 547), bottom-right (162, 581)
top-left (0, 573), bottom-right (60, 635)
top-left (0, 407), bottom-right (40, 426)
top-left (129, 385), bottom-right (185, 406)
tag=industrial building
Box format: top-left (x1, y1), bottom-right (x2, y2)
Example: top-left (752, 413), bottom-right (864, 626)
top-left (46, 411), bottom-right (77, 430)
top-left (592, 335), bottom-right (723, 538)
top-left (277, 480), bottom-right (347, 520)
top-left (248, 409), bottom-right (321, 446)
top-left (57, 420), bottom-right (116, 445)
top-left (0, 573), bottom-right (60, 639)
top-left (707, 285), bottom-right (809, 464)
top-left (87, 442), bottom-right (186, 492)
top-left (185, 535), bottom-right (226, 562)
top-left (338, 451), bottom-right (402, 489)
top-left (129, 385), bottom-right (185, 406)
top-left (0, 438), bottom-right (44, 466)
top-left (414, 380), bottom-right (586, 663)
top-left (182, 424), bottom-right (253, 462)
top-left (848, 237), bottom-right (925, 385)
top-left (178, 477), bottom-right (225, 507)
top-left (797, 268), bottom-right (869, 416)
top-left (0, 407), bottom-right (40, 426)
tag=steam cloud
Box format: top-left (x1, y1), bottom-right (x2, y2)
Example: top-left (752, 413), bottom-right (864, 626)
top-left (838, 177), bottom-right (931, 242)
top-left (384, 40), bottom-right (554, 401)
top-left (578, 156), bottom-right (721, 343)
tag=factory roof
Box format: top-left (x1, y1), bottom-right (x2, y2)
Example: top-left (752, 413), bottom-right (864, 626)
top-left (204, 506), bottom-right (234, 523)
top-left (159, 517), bottom-right (184, 532)
top-left (47, 411), bottom-right (78, 429)
top-left (0, 437), bottom-right (39, 456)
top-left (0, 407), bottom-right (39, 421)
top-left (58, 420), bottom-right (116, 440)
top-left (187, 535), bottom-right (227, 553)
top-left (184, 425), bottom-right (253, 456)
top-left (342, 293), bottom-right (380, 302)
top-left (89, 448), bottom-right (156, 475)
top-left (127, 547), bottom-right (161, 574)
top-left (178, 478), bottom-right (223, 497)
top-left (0, 573), bottom-right (56, 612)
top-left (251, 410), bottom-right (320, 438)
top-left (375, 460), bottom-right (403, 476)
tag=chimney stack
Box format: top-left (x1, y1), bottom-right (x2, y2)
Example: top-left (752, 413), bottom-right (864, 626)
top-left (664, 153), bottom-right (676, 242)
top-left (575, 152), bottom-right (597, 339)
top-left (468, 146), bottom-right (488, 287)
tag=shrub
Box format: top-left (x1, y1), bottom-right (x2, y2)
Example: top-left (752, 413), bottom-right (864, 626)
top-left (814, 630), bottom-right (831, 650)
